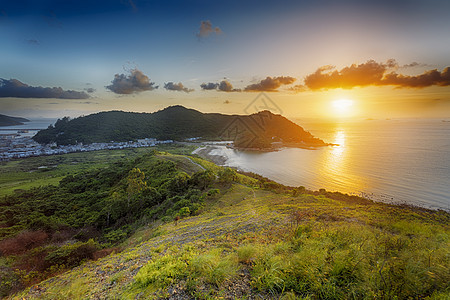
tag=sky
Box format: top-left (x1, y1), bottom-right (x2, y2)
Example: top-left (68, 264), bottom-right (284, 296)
top-left (1, 0), bottom-right (450, 120)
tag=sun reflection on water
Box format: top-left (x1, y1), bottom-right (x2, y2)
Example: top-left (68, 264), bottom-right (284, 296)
top-left (332, 130), bottom-right (346, 158)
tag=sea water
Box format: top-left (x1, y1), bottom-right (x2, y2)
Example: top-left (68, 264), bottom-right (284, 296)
top-left (212, 119), bottom-right (450, 211)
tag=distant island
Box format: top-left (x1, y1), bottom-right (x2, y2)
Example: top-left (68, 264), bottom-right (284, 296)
top-left (33, 105), bottom-right (329, 150)
top-left (0, 114), bottom-right (29, 126)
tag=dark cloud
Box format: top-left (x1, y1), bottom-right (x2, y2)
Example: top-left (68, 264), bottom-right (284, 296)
top-left (164, 82), bottom-right (194, 93)
top-left (382, 68), bottom-right (450, 88)
top-left (84, 87), bottom-right (96, 93)
top-left (106, 68), bottom-right (157, 94)
top-left (244, 76), bottom-right (296, 92)
top-left (302, 60), bottom-right (450, 90)
top-left (27, 39), bottom-right (40, 45)
top-left (200, 82), bottom-right (219, 90)
top-left (400, 62), bottom-right (432, 69)
top-left (200, 80), bottom-right (240, 92)
top-left (197, 20), bottom-right (222, 38)
top-left (0, 78), bottom-right (90, 99)
top-left (218, 80), bottom-right (240, 92)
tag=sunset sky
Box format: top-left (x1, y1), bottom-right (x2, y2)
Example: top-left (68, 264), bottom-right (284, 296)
top-left (1, 0), bottom-right (450, 119)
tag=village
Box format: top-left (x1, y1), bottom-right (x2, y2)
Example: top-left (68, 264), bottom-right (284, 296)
top-left (0, 133), bottom-right (173, 161)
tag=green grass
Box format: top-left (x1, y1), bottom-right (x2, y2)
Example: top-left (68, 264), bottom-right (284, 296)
top-left (0, 144), bottom-right (195, 197)
top-left (6, 146), bottom-right (450, 300)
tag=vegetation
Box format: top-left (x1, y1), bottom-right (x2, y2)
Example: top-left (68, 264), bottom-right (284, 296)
top-left (0, 147), bottom-right (214, 296)
top-left (0, 114), bottom-right (29, 126)
top-left (1, 145), bottom-right (448, 299)
top-left (32, 105), bottom-right (327, 149)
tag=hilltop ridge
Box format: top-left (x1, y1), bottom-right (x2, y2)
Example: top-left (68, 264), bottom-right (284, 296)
top-left (0, 114), bottom-right (29, 126)
top-left (32, 106), bottom-right (328, 149)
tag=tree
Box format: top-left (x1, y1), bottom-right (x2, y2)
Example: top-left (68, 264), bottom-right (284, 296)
top-left (127, 168), bottom-right (147, 208)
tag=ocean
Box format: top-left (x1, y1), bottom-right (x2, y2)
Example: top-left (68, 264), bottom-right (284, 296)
top-left (2, 118), bottom-right (449, 210)
top-left (0, 119), bottom-right (57, 137)
top-left (209, 119), bottom-right (450, 211)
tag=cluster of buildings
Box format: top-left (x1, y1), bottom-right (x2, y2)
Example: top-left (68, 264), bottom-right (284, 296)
top-left (0, 135), bottom-right (173, 161)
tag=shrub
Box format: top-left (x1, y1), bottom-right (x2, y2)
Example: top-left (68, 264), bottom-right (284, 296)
top-left (178, 207), bottom-right (191, 218)
top-left (0, 230), bottom-right (48, 256)
top-left (45, 239), bottom-right (99, 267)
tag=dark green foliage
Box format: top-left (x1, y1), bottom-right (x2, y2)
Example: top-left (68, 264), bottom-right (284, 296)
top-left (218, 167), bottom-right (238, 183)
top-left (33, 106), bottom-right (327, 149)
top-left (45, 239), bottom-right (99, 268)
top-left (0, 114), bottom-right (29, 126)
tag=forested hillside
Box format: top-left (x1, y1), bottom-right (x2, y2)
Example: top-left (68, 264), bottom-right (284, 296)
top-left (33, 106), bottom-right (327, 148)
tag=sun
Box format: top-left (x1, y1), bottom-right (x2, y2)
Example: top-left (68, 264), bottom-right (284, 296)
top-left (332, 99), bottom-right (354, 115)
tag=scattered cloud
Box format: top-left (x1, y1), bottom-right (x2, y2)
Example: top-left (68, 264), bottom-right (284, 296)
top-left (200, 82), bottom-right (219, 90)
top-left (106, 68), bottom-right (158, 94)
top-left (197, 20), bottom-right (222, 38)
top-left (200, 80), bottom-right (240, 92)
top-left (399, 62), bottom-right (432, 69)
top-left (302, 60), bottom-right (450, 90)
top-left (27, 39), bottom-right (40, 45)
top-left (244, 76), bottom-right (296, 92)
top-left (0, 78), bottom-right (90, 99)
top-left (84, 87), bottom-right (96, 93)
top-left (288, 85), bottom-right (307, 92)
top-left (164, 82), bottom-right (194, 93)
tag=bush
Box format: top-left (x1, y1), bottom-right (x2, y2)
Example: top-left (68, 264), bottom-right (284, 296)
top-left (45, 239), bottom-right (99, 268)
top-left (178, 207), bottom-right (191, 218)
top-left (0, 230), bottom-right (48, 256)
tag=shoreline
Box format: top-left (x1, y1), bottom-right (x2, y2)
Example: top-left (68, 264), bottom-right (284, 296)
top-left (192, 145), bottom-right (228, 166)
top-left (191, 145), bottom-right (449, 212)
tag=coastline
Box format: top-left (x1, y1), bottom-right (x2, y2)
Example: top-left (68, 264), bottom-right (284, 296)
top-left (192, 144), bottom-right (449, 212)
top-left (192, 145), bottom-right (228, 166)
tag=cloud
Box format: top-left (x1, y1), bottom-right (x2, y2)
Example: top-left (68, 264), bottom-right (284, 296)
top-left (200, 80), bottom-right (240, 92)
top-left (197, 20), bottom-right (222, 38)
top-left (382, 68), bottom-right (450, 88)
top-left (288, 85), bottom-right (307, 92)
top-left (0, 78), bottom-right (90, 99)
top-left (164, 82), bottom-right (194, 93)
top-left (26, 39), bottom-right (40, 45)
top-left (244, 76), bottom-right (296, 92)
top-left (302, 60), bottom-right (450, 90)
top-left (106, 68), bottom-right (158, 94)
top-left (200, 82), bottom-right (219, 90)
top-left (84, 87), bottom-right (96, 93)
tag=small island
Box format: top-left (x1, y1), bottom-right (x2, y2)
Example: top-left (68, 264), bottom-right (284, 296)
top-left (33, 106), bottom-right (330, 150)
top-left (0, 114), bottom-right (30, 126)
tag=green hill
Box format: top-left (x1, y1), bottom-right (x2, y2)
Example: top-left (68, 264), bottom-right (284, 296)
top-left (0, 147), bottom-right (448, 299)
top-left (32, 106), bottom-right (327, 148)
top-left (0, 114), bottom-right (29, 126)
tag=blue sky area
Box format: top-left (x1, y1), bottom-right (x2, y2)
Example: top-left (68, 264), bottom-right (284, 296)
top-left (1, 0), bottom-right (450, 118)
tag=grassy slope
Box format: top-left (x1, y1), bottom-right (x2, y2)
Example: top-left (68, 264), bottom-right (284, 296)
top-left (0, 145), bottom-right (196, 197)
top-left (11, 154), bottom-right (450, 299)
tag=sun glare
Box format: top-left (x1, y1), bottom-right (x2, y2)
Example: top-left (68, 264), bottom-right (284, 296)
top-left (332, 99), bottom-right (354, 115)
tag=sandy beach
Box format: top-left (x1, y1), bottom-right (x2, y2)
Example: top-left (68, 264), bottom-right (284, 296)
top-left (192, 145), bottom-right (228, 166)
